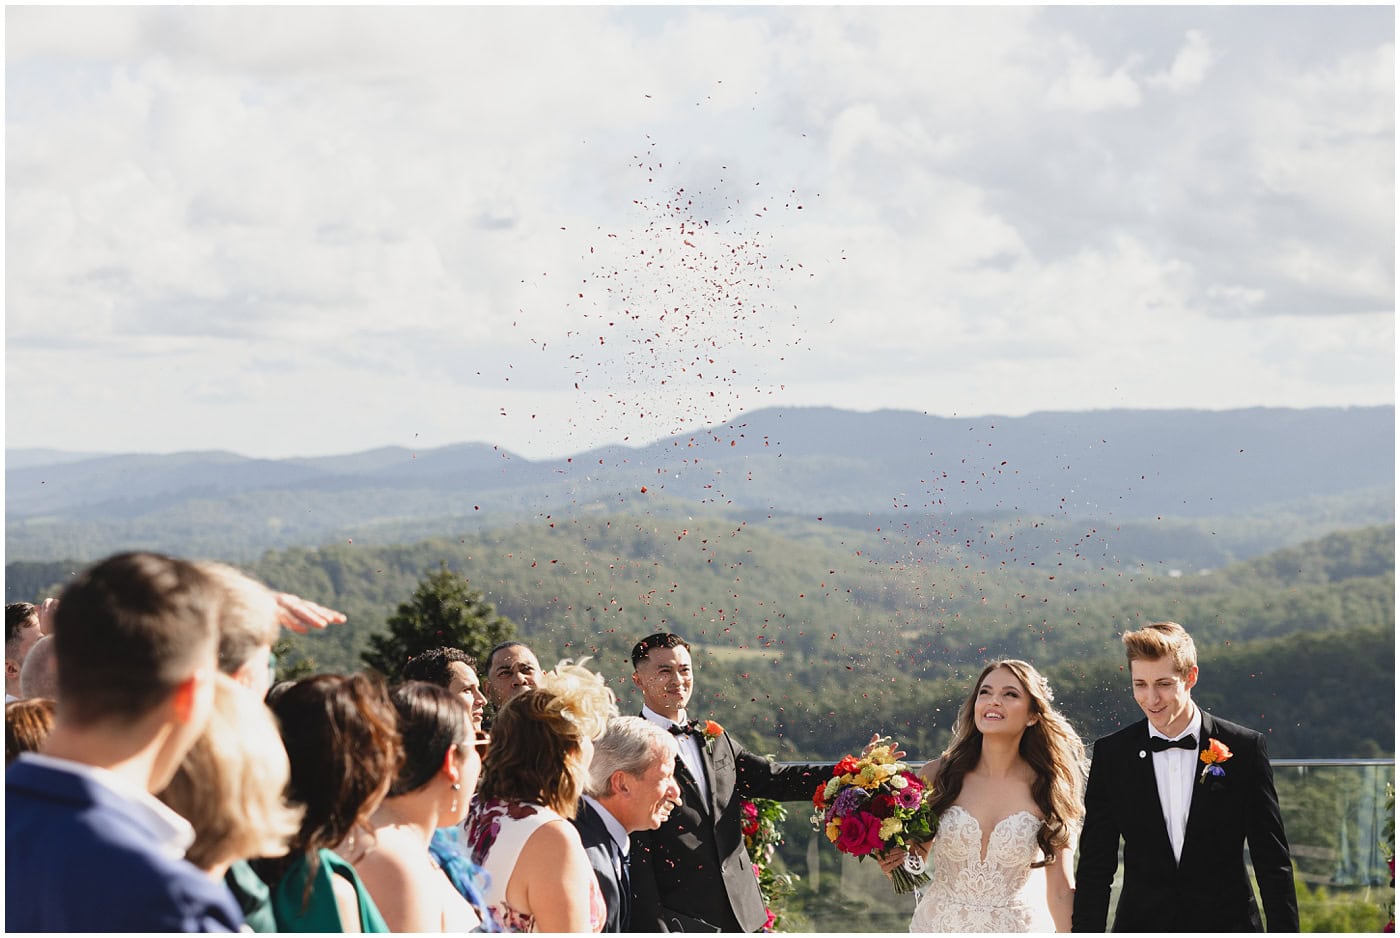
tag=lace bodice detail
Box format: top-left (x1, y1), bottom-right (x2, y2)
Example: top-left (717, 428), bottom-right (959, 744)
top-left (909, 806), bottom-right (1046, 933)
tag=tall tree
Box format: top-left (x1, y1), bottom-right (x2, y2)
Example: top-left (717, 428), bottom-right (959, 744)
top-left (360, 563), bottom-right (516, 680)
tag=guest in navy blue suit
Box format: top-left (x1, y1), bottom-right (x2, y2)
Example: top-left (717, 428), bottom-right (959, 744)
top-left (574, 716), bottom-right (683, 931)
top-left (6, 551), bottom-right (243, 932)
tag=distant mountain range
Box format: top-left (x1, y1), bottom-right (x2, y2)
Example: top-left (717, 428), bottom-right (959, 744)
top-left (7, 405), bottom-right (1393, 562)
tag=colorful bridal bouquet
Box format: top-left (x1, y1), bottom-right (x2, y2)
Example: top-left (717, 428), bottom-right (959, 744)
top-left (810, 736), bottom-right (937, 893)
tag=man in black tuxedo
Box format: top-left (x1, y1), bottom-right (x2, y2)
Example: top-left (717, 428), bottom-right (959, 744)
top-left (573, 717), bottom-right (682, 932)
top-left (1072, 621), bottom-right (1298, 932)
top-left (626, 632), bottom-right (820, 933)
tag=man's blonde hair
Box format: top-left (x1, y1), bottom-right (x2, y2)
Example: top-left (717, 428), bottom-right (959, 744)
top-left (1122, 621), bottom-right (1197, 674)
top-left (197, 562), bottom-right (280, 676)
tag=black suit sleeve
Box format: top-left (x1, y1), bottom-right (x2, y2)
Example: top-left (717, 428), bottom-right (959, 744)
top-left (1242, 733), bottom-right (1299, 932)
top-left (1072, 736), bottom-right (1119, 933)
top-left (732, 741), bottom-right (823, 803)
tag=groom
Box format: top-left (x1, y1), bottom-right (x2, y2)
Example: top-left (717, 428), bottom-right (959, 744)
top-left (626, 632), bottom-right (819, 932)
top-left (1072, 621), bottom-right (1298, 932)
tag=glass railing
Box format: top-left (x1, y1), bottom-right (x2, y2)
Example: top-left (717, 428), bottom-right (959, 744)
top-left (762, 758), bottom-right (1394, 933)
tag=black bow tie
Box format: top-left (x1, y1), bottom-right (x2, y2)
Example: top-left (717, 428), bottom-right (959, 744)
top-left (1149, 733), bottom-right (1197, 752)
top-left (668, 722), bottom-right (698, 737)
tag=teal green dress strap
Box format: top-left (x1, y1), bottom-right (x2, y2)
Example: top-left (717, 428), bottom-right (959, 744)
top-left (225, 859), bottom-right (277, 932)
top-left (271, 848), bottom-right (390, 933)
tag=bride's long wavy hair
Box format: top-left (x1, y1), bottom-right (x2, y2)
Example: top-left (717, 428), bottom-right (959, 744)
top-left (928, 659), bottom-right (1087, 867)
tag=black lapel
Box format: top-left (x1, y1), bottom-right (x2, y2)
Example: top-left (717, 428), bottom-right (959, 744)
top-left (1179, 712), bottom-right (1216, 864)
top-left (696, 725), bottom-right (720, 816)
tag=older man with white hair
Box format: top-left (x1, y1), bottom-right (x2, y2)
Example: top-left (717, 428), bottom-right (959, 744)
top-left (571, 716), bottom-right (681, 933)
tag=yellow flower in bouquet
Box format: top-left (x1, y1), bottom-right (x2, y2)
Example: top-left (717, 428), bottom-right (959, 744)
top-left (878, 817), bottom-right (904, 840)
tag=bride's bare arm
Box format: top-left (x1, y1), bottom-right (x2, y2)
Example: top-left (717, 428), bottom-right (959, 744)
top-left (1045, 843), bottom-right (1075, 932)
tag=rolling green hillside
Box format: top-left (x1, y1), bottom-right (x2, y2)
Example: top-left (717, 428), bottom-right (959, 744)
top-left (7, 520), bottom-right (1390, 758)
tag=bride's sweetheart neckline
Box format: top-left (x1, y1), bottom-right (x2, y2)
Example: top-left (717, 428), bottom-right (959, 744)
top-left (944, 804), bottom-right (1042, 863)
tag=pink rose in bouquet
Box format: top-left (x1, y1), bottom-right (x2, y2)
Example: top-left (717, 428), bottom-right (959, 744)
top-left (835, 811), bottom-right (883, 856)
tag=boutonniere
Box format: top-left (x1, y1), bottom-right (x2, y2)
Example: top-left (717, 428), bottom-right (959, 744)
top-left (700, 720), bottom-right (724, 751)
top-left (1198, 737), bottom-right (1232, 784)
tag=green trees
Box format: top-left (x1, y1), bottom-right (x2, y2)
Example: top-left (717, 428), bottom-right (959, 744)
top-left (360, 563), bottom-right (517, 681)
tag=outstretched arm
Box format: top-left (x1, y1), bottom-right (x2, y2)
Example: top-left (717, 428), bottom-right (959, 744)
top-left (274, 592), bottom-right (347, 633)
top-left (733, 737), bottom-right (823, 802)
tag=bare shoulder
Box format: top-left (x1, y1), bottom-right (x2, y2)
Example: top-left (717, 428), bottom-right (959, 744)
top-left (919, 756), bottom-right (941, 784)
top-left (354, 834), bottom-right (418, 888)
top-left (329, 869), bottom-right (365, 932)
top-left (520, 816), bottom-right (584, 858)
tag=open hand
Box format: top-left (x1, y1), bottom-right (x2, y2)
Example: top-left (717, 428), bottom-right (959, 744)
top-left (861, 732), bottom-right (907, 761)
top-left (274, 593), bottom-right (347, 633)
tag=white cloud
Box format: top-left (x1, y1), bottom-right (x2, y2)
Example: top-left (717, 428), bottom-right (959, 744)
top-left (1045, 41), bottom-right (1143, 112)
top-left (1148, 29), bottom-right (1217, 93)
top-left (5, 6), bottom-right (1392, 459)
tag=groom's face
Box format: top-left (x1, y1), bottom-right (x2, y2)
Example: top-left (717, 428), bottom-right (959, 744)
top-left (1131, 656), bottom-right (1198, 737)
top-left (633, 645), bottom-right (694, 719)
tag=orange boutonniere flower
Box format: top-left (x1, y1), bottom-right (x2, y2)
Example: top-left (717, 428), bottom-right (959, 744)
top-left (1198, 737), bottom-right (1232, 784)
top-left (702, 720), bottom-right (723, 750)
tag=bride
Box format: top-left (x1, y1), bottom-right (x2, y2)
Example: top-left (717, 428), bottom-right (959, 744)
top-left (880, 659), bottom-right (1086, 932)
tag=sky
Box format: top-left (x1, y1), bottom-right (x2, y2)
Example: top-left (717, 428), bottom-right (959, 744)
top-left (5, 5), bottom-right (1394, 462)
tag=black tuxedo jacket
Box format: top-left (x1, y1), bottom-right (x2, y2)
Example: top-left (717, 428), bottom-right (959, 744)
top-left (1071, 711), bottom-right (1299, 933)
top-left (629, 721), bottom-right (819, 933)
top-left (573, 799), bottom-right (629, 933)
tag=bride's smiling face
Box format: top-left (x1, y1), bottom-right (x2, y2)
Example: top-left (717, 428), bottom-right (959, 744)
top-left (974, 666), bottom-right (1038, 737)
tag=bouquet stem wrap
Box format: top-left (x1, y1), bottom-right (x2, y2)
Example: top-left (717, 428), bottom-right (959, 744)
top-left (883, 849), bottom-right (931, 894)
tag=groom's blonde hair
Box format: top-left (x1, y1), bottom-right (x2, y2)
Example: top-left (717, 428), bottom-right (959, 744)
top-left (1122, 621), bottom-right (1197, 674)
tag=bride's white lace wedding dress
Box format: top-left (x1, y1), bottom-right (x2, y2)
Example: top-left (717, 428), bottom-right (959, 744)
top-left (908, 806), bottom-right (1053, 933)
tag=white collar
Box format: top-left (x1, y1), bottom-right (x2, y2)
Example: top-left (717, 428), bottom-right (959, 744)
top-left (581, 794), bottom-right (630, 856)
top-left (20, 752), bottom-right (195, 858)
top-left (640, 703), bottom-right (687, 731)
top-left (1147, 705), bottom-right (1202, 743)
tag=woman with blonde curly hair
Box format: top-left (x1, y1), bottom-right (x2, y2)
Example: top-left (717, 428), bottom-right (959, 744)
top-left (158, 673), bottom-right (304, 931)
top-left (463, 659), bottom-right (617, 932)
top-left (881, 659), bottom-right (1086, 932)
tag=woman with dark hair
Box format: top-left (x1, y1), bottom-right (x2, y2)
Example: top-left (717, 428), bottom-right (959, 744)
top-left (882, 659), bottom-right (1087, 932)
top-left (258, 673), bottom-right (403, 933)
top-left (353, 681), bottom-right (489, 931)
top-left (463, 661), bottom-right (616, 932)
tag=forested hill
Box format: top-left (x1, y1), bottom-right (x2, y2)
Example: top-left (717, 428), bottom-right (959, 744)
top-left (7, 521), bottom-right (1389, 759)
top-left (7, 405), bottom-right (1392, 562)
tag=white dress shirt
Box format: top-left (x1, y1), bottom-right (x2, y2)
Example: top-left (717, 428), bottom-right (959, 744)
top-left (640, 703), bottom-right (710, 807)
top-left (581, 794), bottom-right (630, 867)
top-left (1148, 706), bottom-right (1203, 864)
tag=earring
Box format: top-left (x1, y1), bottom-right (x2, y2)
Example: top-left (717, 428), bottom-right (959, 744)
top-left (450, 782), bottom-right (461, 814)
